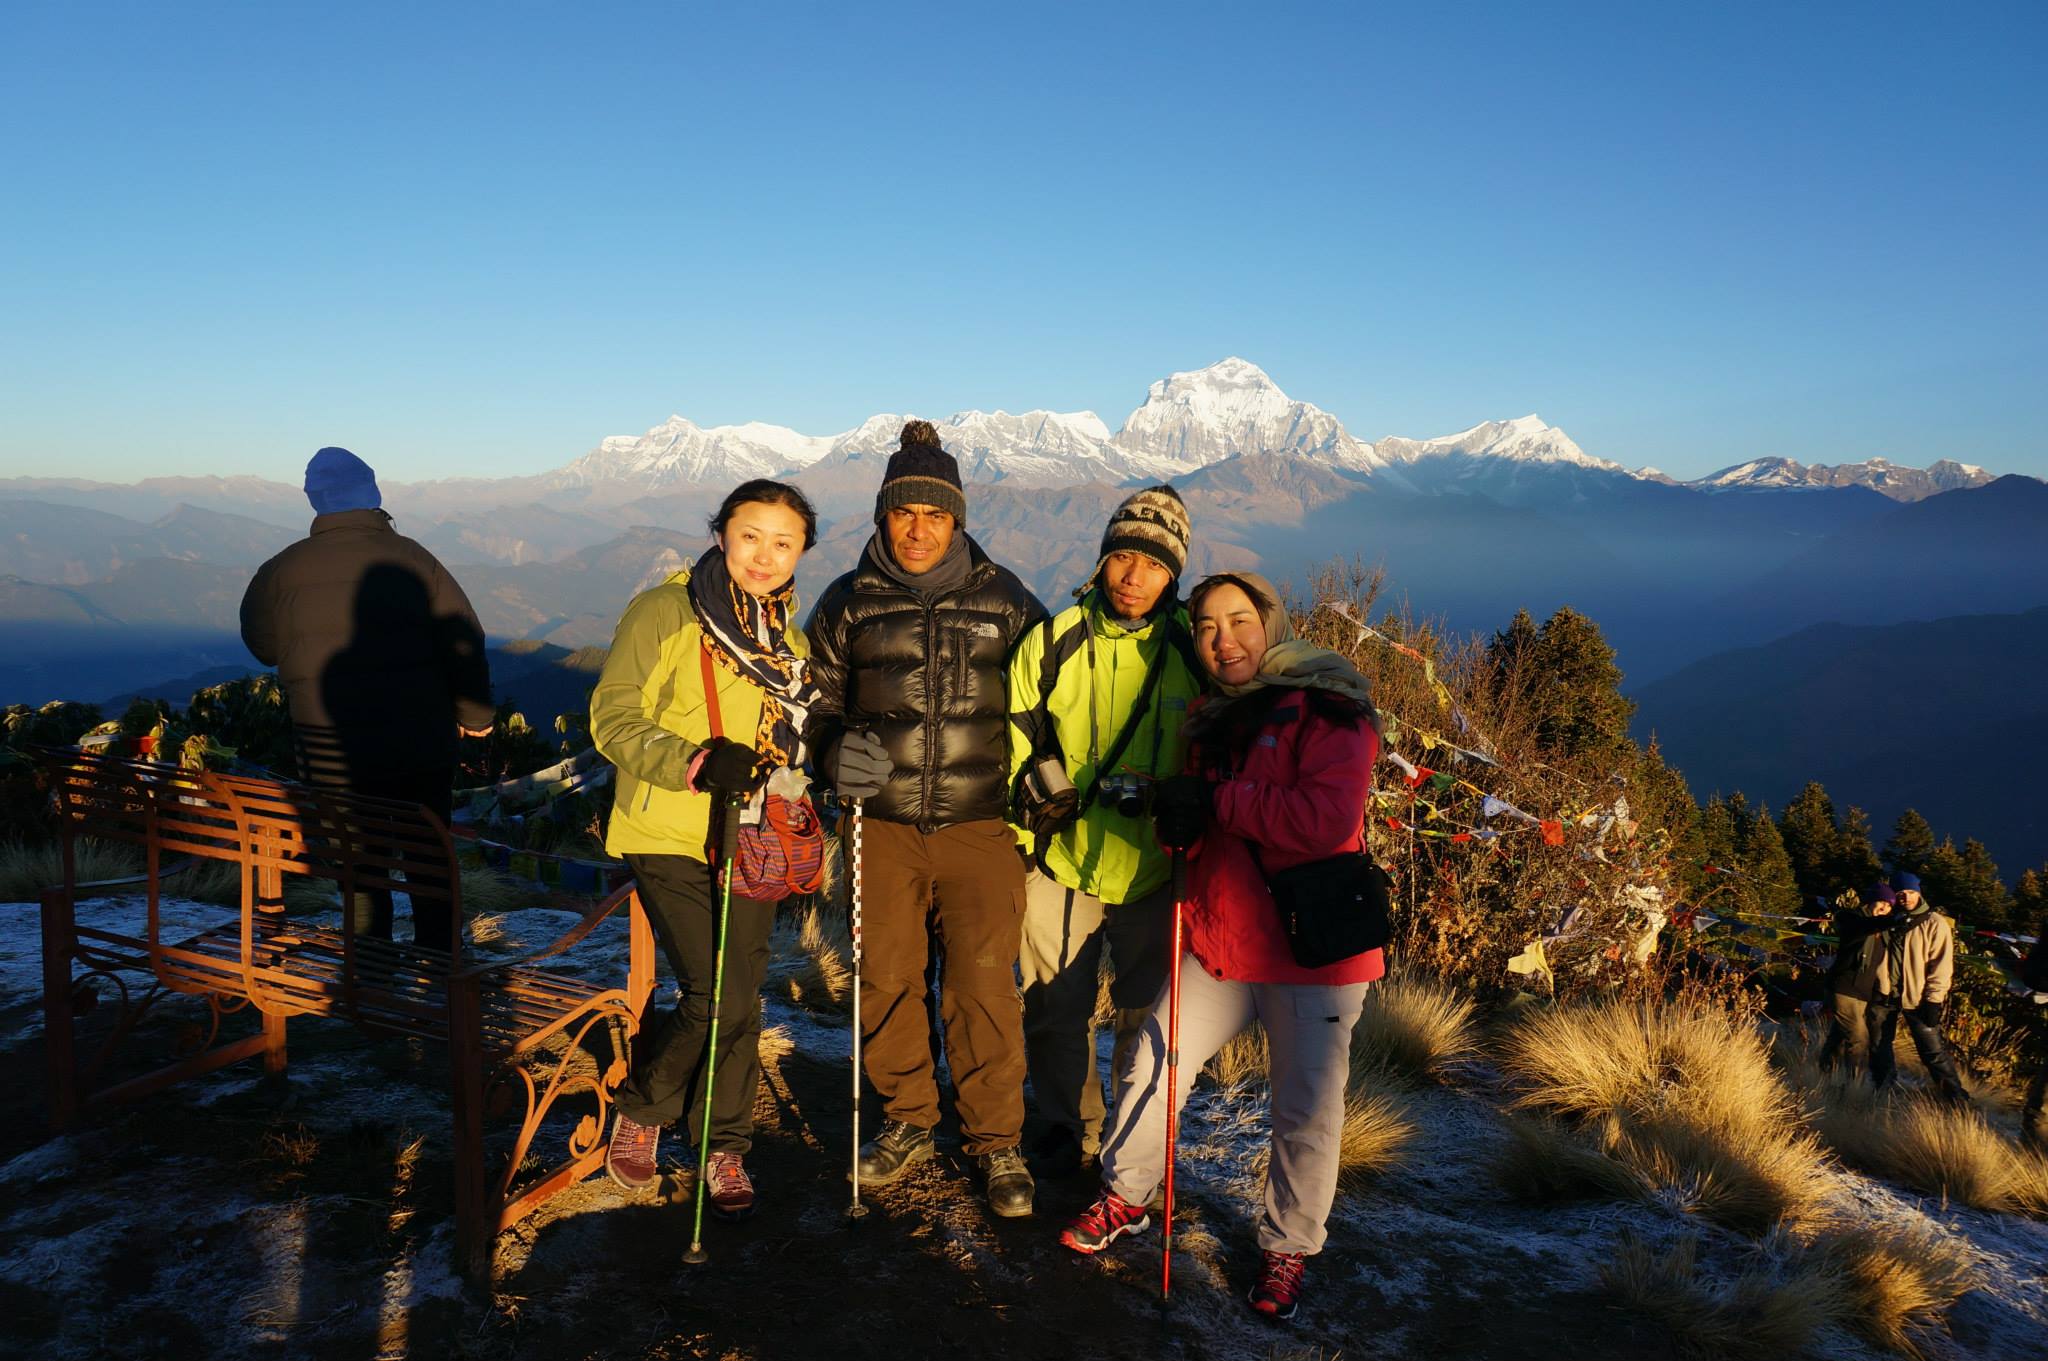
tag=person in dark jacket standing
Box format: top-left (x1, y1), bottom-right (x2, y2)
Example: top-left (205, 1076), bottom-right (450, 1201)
top-left (805, 420), bottom-right (1047, 1218)
top-left (239, 447), bottom-right (494, 953)
top-left (2008, 925), bottom-right (2048, 1152)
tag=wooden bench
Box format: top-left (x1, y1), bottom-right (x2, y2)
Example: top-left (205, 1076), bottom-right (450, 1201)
top-left (36, 749), bottom-right (656, 1279)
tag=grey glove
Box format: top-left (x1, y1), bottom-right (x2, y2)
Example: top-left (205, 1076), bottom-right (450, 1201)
top-left (828, 729), bottom-right (892, 801)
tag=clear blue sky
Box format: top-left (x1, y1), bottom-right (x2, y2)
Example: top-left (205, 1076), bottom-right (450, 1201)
top-left (2, 1), bottom-right (2042, 483)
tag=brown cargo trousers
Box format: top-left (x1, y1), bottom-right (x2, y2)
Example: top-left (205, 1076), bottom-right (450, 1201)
top-left (859, 817), bottom-right (1027, 1155)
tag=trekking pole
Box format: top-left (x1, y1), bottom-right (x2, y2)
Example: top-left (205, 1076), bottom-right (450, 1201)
top-left (847, 798), bottom-right (869, 1221)
top-left (684, 793), bottom-right (745, 1267)
top-left (1161, 845), bottom-right (1188, 1303)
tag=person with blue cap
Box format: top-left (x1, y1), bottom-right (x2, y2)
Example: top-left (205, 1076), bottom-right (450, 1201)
top-left (1859, 872), bottom-right (1970, 1106)
top-left (240, 447), bottom-right (495, 954)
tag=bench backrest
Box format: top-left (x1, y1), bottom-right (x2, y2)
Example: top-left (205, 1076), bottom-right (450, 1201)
top-left (40, 750), bottom-right (463, 962)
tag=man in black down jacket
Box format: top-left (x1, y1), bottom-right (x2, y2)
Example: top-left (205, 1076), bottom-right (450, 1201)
top-left (240, 447), bottom-right (495, 953)
top-left (806, 420), bottom-right (1047, 1218)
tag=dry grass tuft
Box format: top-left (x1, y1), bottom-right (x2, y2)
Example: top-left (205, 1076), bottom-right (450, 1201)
top-left (0, 837), bottom-right (142, 901)
top-left (1494, 1114), bottom-right (1651, 1203)
top-left (455, 865), bottom-right (538, 914)
top-left (1812, 1084), bottom-right (2048, 1219)
top-left (1206, 1023), bottom-right (1271, 1089)
top-left (1350, 976), bottom-right (1478, 1086)
top-left (1599, 1231), bottom-right (1838, 1358)
top-left (1810, 1224), bottom-right (1975, 1359)
top-left (1337, 1079), bottom-right (1418, 1191)
top-left (1497, 998), bottom-right (1832, 1236)
top-left (770, 903), bottom-right (852, 1013)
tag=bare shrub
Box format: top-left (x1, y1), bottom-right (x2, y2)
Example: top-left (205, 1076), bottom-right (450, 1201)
top-left (1350, 976), bottom-right (1477, 1086)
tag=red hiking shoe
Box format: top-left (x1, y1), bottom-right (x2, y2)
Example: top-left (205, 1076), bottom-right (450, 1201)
top-left (605, 1112), bottom-right (661, 1193)
top-left (1247, 1250), bottom-right (1307, 1321)
top-left (706, 1150), bottom-right (756, 1220)
top-left (1059, 1189), bottom-right (1151, 1254)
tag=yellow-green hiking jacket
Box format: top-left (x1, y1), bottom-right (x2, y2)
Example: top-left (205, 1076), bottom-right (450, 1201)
top-left (1006, 592), bottom-right (1202, 905)
top-left (591, 568), bottom-right (808, 862)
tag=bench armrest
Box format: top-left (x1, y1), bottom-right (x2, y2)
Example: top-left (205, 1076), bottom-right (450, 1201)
top-left (452, 881), bottom-right (638, 982)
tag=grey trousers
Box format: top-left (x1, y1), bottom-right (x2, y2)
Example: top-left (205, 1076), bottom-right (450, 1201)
top-left (1019, 869), bottom-right (1174, 1154)
top-left (1099, 956), bottom-right (1369, 1255)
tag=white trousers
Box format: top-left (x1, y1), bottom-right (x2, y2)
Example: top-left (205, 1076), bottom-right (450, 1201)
top-left (1098, 955), bottom-right (1369, 1255)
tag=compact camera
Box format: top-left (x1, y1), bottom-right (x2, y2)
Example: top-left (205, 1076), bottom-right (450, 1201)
top-left (1098, 772), bottom-right (1153, 819)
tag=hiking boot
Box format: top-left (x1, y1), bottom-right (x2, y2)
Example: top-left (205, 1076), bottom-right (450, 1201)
top-left (1247, 1249), bottom-right (1307, 1321)
top-left (1059, 1189), bottom-right (1150, 1254)
top-left (705, 1150), bottom-right (756, 1221)
top-left (854, 1120), bottom-right (935, 1185)
top-left (605, 1111), bottom-right (661, 1193)
top-left (977, 1145), bottom-right (1035, 1219)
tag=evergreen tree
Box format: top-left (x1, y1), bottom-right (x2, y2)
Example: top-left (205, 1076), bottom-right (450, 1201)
top-left (1699, 796), bottom-right (1739, 873)
top-left (1633, 736), bottom-right (1705, 899)
top-left (1882, 808), bottom-right (1939, 880)
top-left (1742, 806), bottom-right (1805, 917)
top-left (1486, 608), bottom-right (1540, 717)
top-left (2015, 866), bottom-right (2048, 929)
top-left (1528, 607), bottom-right (1635, 763)
top-left (1779, 782), bottom-right (1841, 899)
top-left (1945, 839), bottom-right (2013, 929)
top-left (1831, 806), bottom-right (1884, 896)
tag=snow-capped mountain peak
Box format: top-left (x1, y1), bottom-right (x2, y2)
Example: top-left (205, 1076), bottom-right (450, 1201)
top-left (1690, 456), bottom-right (1992, 501)
top-left (1113, 357), bottom-right (1383, 472)
top-left (1374, 415), bottom-right (1621, 473)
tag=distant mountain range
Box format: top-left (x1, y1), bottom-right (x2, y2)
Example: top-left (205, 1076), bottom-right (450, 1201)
top-left (1633, 607), bottom-right (2048, 878)
top-left (3, 357), bottom-right (2040, 743)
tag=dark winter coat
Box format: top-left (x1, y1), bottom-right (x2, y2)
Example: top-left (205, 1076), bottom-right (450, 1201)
top-left (240, 509), bottom-right (493, 783)
top-left (804, 535), bottom-right (1045, 829)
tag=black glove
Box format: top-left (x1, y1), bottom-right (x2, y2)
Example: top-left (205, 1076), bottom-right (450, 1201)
top-left (695, 736), bottom-right (766, 797)
top-left (1152, 775), bottom-right (1212, 850)
top-left (1913, 1000), bottom-right (1947, 1028)
top-left (827, 729), bottom-right (892, 801)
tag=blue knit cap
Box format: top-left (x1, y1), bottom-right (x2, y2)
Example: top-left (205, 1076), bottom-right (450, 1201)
top-left (1892, 872), bottom-right (1922, 894)
top-left (304, 446), bottom-right (381, 514)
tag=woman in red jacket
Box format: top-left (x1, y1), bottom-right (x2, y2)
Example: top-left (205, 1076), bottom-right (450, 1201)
top-left (1057, 571), bottom-right (1382, 1323)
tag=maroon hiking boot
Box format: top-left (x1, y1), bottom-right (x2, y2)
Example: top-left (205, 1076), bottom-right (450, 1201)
top-left (605, 1111), bottom-right (661, 1193)
top-left (705, 1150), bottom-right (756, 1220)
top-left (1059, 1189), bottom-right (1150, 1254)
top-left (1247, 1249), bottom-right (1307, 1321)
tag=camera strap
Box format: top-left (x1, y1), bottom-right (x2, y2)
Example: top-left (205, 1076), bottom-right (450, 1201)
top-left (1076, 618), bottom-right (1179, 818)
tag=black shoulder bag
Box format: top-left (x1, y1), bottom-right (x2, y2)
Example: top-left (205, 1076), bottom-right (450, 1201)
top-left (1239, 706), bottom-right (1393, 968)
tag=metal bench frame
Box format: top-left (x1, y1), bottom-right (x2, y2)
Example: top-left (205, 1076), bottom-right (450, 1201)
top-left (36, 750), bottom-right (656, 1279)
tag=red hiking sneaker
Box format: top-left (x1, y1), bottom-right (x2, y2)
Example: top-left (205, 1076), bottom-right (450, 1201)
top-left (1248, 1250), bottom-right (1307, 1321)
top-left (1059, 1190), bottom-right (1151, 1254)
top-left (706, 1151), bottom-right (756, 1220)
top-left (605, 1112), bottom-right (661, 1193)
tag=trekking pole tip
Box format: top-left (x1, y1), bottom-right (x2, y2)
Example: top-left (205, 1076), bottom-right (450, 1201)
top-left (683, 1242), bottom-right (709, 1265)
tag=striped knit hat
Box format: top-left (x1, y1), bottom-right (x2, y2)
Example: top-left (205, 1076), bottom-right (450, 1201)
top-left (873, 420), bottom-right (967, 526)
top-left (1094, 484), bottom-right (1191, 582)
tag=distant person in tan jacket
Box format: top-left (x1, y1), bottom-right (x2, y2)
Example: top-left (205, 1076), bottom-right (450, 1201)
top-left (1863, 872), bottom-right (1970, 1106)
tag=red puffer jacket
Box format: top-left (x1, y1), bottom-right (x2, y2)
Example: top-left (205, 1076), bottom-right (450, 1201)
top-left (1184, 689), bottom-right (1385, 986)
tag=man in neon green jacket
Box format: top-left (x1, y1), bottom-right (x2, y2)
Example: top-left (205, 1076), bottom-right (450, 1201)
top-left (1007, 486), bottom-right (1201, 1173)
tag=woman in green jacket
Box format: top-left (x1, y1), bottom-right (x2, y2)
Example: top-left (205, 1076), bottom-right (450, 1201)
top-left (592, 478), bottom-right (820, 1219)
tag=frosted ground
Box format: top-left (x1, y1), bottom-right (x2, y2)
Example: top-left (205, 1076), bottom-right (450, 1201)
top-left (1, 895), bottom-right (2044, 1360)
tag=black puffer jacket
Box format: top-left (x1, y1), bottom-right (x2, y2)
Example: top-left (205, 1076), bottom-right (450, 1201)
top-left (240, 509), bottom-right (494, 784)
top-left (805, 536), bottom-right (1046, 829)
